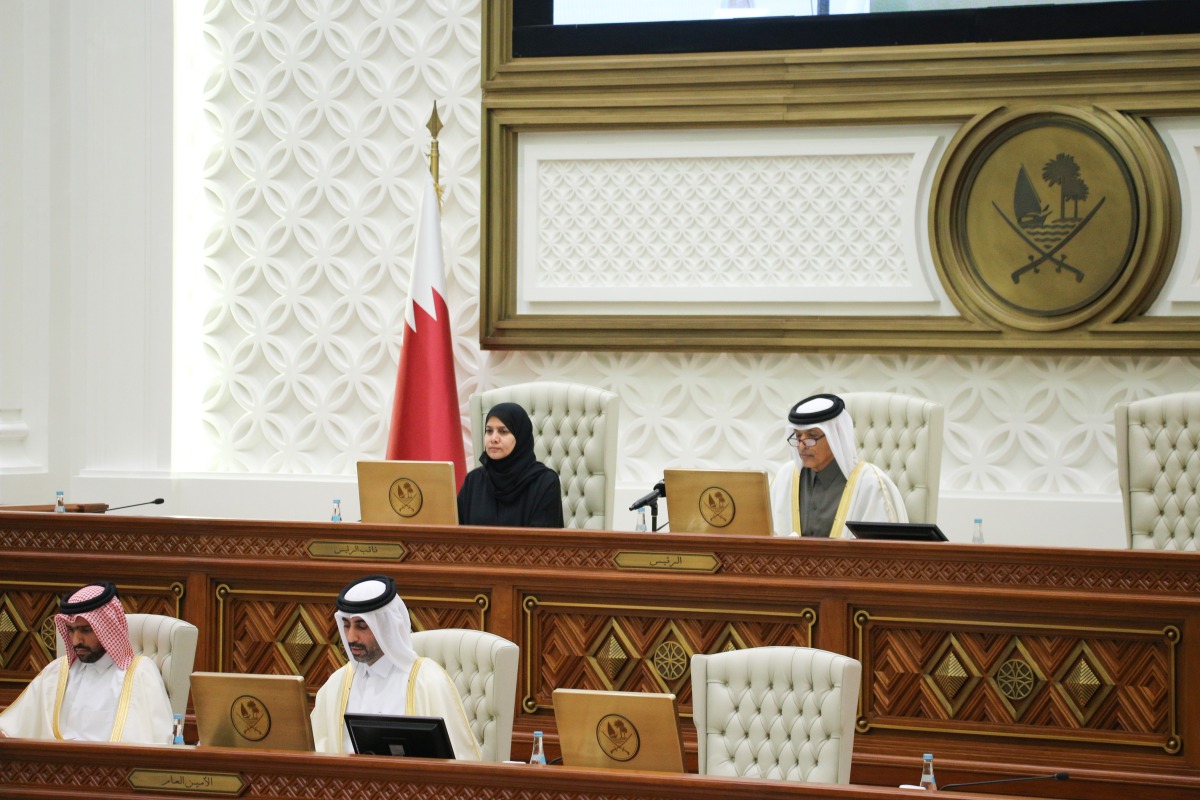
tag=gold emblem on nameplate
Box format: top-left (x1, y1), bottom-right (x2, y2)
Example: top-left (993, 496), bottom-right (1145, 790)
top-left (953, 112), bottom-right (1138, 326)
top-left (596, 713), bottom-right (640, 762)
top-left (698, 487), bottom-right (735, 527)
top-left (389, 477), bottom-right (424, 517)
top-left (230, 694), bottom-right (271, 741)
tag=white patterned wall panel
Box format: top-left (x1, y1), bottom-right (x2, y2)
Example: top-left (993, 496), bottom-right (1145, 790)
top-left (183, 1), bottom-right (1200, 536)
top-left (1148, 118), bottom-right (1200, 314)
top-left (517, 129), bottom-right (957, 314)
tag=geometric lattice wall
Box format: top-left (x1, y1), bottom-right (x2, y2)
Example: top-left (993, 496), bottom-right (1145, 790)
top-left (187, 2), bottom-right (1200, 509)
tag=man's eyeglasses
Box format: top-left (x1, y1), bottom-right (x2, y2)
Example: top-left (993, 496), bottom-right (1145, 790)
top-left (787, 432), bottom-right (826, 447)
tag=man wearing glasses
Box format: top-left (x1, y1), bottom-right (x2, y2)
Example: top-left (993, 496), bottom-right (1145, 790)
top-left (769, 393), bottom-right (907, 537)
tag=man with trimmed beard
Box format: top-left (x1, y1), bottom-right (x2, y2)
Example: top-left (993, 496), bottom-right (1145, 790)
top-left (0, 582), bottom-right (173, 743)
top-left (310, 574), bottom-right (480, 758)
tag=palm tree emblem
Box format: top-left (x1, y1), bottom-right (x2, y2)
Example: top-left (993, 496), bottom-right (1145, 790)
top-left (231, 696), bottom-right (270, 740)
top-left (389, 478), bottom-right (424, 516)
top-left (992, 153), bottom-right (1104, 285)
top-left (699, 488), bottom-right (733, 526)
top-left (596, 714), bottom-right (640, 762)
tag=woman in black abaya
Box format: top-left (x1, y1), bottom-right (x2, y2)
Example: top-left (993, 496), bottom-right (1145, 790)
top-left (457, 402), bottom-right (564, 528)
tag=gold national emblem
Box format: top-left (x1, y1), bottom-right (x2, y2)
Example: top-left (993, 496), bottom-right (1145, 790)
top-left (388, 478), bottom-right (424, 518)
top-left (698, 487), bottom-right (735, 527)
top-left (596, 713), bottom-right (640, 762)
top-left (230, 695), bottom-right (271, 741)
top-left (956, 114), bottom-right (1136, 322)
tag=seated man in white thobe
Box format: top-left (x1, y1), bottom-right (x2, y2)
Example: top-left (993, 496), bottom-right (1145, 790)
top-left (770, 393), bottom-right (907, 538)
top-left (0, 582), bottom-right (173, 743)
top-left (310, 574), bottom-right (481, 759)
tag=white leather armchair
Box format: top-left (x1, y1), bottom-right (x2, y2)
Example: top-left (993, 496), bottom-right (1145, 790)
top-left (1115, 392), bottom-right (1200, 550)
top-left (691, 646), bottom-right (861, 785)
top-left (469, 382), bottom-right (621, 529)
top-left (57, 613), bottom-right (198, 717)
top-left (843, 392), bottom-right (944, 524)
top-left (412, 629), bottom-right (519, 762)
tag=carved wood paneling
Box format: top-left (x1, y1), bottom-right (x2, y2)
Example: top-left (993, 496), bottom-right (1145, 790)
top-left (522, 594), bottom-right (816, 714)
top-left (855, 610), bottom-right (1179, 752)
top-left (2, 512), bottom-right (1199, 797)
top-left (217, 586), bottom-right (488, 696)
top-left (0, 740), bottom-right (920, 800)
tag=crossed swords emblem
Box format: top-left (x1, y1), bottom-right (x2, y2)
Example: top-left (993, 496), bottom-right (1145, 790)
top-left (390, 480), bottom-right (421, 515)
top-left (989, 157), bottom-right (1104, 286)
top-left (992, 198), bottom-right (1104, 285)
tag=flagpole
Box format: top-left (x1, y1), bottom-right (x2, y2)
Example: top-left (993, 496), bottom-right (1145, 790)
top-left (427, 103), bottom-right (443, 210)
top-left (384, 98), bottom-right (466, 487)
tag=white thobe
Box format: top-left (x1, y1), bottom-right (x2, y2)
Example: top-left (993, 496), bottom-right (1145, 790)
top-left (770, 459), bottom-right (907, 537)
top-left (0, 655), bottom-right (173, 744)
top-left (310, 656), bottom-right (481, 760)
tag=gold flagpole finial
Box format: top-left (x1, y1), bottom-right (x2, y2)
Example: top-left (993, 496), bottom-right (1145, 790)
top-left (426, 103), bottom-right (444, 210)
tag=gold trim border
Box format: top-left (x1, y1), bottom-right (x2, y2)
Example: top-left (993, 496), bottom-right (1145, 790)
top-left (521, 595), bottom-right (817, 713)
top-left (853, 610), bottom-right (1181, 753)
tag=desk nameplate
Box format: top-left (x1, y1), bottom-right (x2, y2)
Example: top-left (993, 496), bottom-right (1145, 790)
top-left (613, 551), bottom-right (719, 573)
top-left (127, 768), bottom-right (246, 795)
top-left (306, 540), bottom-right (406, 560)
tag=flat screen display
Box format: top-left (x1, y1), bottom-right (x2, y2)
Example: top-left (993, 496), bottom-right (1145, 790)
top-left (344, 714), bottom-right (455, 759)
top-left (845, 521), bottom-right (949, 542)
top-left (514, 1), bottom-right (1199, 57)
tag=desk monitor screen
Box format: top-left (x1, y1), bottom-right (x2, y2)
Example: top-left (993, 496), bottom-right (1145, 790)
top-left (663, 469), bottom-right (773, 536)
top-left (552, 689), bottom-right (685, 773)
top-left (356, 460), bottom-right (458, 525)
top-left (845, 521), bottom-right (949, 542)
top-left (191, 672), bottom-right (315, 752)
top-left (344, 714), bottom-right (455, 759)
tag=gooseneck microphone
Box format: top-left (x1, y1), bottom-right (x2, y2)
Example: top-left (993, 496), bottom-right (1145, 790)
top-left (105, 498), bottom-right (166, 513)
top-left (939, 772), bottom-right (1069, 792)
top-left (628, 481), bottom-right (666, 512)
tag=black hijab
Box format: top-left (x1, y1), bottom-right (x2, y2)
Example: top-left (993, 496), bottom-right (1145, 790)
top-left (479, 403), bottom-right (545, 501)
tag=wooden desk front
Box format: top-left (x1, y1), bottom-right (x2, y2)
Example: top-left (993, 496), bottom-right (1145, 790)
top-left (0, 511), bottom-right (1195, 799)
top-left (0, 739), bottom-right (1061, 800)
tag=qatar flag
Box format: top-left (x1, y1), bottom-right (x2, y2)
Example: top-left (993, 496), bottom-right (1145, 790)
top-left (385, 169), bottom-right (467, 489)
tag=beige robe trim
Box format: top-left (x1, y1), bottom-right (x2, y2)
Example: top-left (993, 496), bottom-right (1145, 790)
top-left (50, 657), bottom-right (69, 741)
top-left (51, 655), bottom-right (143, 742)
top-left (790, 461), bottom-right (867, 538)
top-left (109, 655), bottom-right (142, 742)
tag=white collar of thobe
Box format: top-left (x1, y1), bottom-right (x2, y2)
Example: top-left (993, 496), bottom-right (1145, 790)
top-left (358, 655), bottom-right (396, 682)
top-left (74, 652), bottom-right (116, 676)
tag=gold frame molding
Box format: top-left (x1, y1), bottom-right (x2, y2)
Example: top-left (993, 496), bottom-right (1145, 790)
top-left (482, 3), bottom-right (1200, 353)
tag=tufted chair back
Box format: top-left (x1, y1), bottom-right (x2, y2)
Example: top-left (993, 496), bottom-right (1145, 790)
top-left (691, 646), bottom-right (861, 785)
top-left (56, 613), bottom-right (198, 717)
top-left (469, 382), bottom-right (621, 529)
top-left (411, 629), bottom-right (519, 762)
top-left (842, 392), bottom-right (944, 524)
top-left (1115, 392), bottom-right (1200, 551)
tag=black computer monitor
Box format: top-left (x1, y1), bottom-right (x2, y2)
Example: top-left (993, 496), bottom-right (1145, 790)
top-left (845, 521), bottom-right (948, 542)
top-left (343, 714), bottom-right (455, 759)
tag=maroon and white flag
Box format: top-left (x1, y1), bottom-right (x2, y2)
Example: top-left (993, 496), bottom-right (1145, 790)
top-left (385, 169), bottom-right (467, 489)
